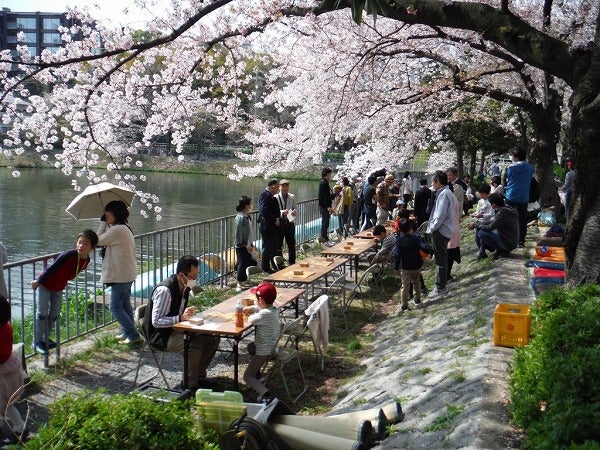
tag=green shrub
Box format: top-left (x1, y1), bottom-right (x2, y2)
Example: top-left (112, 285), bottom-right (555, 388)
top-left (509, 284), bottom-right (600, 449)
top-left (24, 390), bottom-right (219, 450)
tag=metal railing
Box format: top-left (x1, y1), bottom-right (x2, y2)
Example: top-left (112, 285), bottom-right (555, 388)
top-left (5, 198), bottom-right (321, 360)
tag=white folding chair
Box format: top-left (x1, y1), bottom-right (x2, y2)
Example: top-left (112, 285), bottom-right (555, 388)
top-left (245, 265), bottom-right (264, 285)
top-left (273, 255), bottom-right (287, 271)
top-left (133, 304), bottom-right (170, 389)
top-left (299, 243), bottom-right (313, 256)
top-left (304, 295), bottom-right (329, 371)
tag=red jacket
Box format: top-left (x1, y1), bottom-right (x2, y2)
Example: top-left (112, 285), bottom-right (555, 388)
top-left (36, 249), bottom-right (90, 291)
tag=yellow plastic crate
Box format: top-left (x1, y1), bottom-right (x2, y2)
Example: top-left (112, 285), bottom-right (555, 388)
top-left (195, 389), bottom-right (245, 434)
top-left (493, 303), bottom-right (531, 348)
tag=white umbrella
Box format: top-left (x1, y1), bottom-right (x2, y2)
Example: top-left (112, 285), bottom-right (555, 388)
top-left (65, 182), bottom-right (136, 220)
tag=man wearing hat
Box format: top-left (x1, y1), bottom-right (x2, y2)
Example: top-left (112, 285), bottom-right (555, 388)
top-left (392, 198), bottom-right (405, 218)
top-left (243, 282), bottom-right (279, 402)
top-left (258, 179), bottom-right (282, 273)
top-left (275, 179), bottom-right (297, 265)
top-left (375, 174), bottom-right (395, 225)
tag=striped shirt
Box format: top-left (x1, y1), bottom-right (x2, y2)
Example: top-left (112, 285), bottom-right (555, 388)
top-left (248, 306), bottom-right (280, 356)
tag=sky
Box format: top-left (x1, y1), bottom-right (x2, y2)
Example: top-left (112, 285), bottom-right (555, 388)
top-left (0, 0), bottom-right (156, 28)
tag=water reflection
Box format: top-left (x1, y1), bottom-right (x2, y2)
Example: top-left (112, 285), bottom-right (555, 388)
top-left (0, 168), bottom-right (318, 261)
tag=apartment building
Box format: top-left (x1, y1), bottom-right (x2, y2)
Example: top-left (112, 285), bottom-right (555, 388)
top-left (0, 7), bottom-right (79, 59)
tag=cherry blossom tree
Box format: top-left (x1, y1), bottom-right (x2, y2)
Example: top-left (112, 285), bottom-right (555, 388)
top-left (0, 0), bottom-right (598, 283)
top-left (314, 0), bottom-right (598, 283)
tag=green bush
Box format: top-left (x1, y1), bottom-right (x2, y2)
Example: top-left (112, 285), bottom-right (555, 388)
top-left (24, 390), bottom-right (219, 450)
top-left (509, 284), bottom-right (600, 449)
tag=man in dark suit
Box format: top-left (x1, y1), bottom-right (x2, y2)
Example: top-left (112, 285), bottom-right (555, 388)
top-left (318, 167), bottom-right (334, 241)
top-left (413, 177), bottom-right (432, 227)
top-left (258, 179), bottom-right (282, 273)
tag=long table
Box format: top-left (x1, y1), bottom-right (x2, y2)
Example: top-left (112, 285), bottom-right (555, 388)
top-left (263, 256), bottom-right (347, 300)
top-left (173, 287), bottom-right (305, 390)
top-left (320, 238), bottom-right (377, 282)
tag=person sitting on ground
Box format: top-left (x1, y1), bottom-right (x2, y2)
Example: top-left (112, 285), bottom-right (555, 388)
top-left (467, 193), bottom-right (519, 261)
top-left (143, 255), bottom-right (221, 390)
top-left (30, 229), bottom-right (98, 355)
top-left (472, 183), bottom-right (494, 256)
top-left (242, 282), bottom-right (280, 403)
top-left (0, 295), bottom-right (28, 445)
top-left (490, 175), bottom-right (503, 196)
top-left (473, 183), bottom-right (494, 224)
top-left (394, 219), bottom-right (433, 313)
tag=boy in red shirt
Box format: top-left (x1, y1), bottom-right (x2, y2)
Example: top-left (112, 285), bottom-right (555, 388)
top-left (30, 229), bottom-right (98, 355)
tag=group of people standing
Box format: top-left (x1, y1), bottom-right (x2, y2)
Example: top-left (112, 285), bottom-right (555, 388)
top-left (318, 167), bottom-right (420, 241)
top-left (234, 179), bottom-right (298, 291)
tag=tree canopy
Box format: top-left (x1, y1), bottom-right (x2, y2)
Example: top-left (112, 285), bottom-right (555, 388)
top-left (1, 0), bottom-right (598, 282)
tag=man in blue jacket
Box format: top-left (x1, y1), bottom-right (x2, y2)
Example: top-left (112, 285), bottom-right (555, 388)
top-left (504, 147), bottom-right (534, 247)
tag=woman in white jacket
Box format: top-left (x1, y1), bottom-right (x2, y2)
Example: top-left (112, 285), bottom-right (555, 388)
top-left (97, 200), bottom-right (141, 344)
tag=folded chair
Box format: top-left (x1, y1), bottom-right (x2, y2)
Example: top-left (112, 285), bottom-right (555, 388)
top-left (133, 304), bottom-right (170, 389)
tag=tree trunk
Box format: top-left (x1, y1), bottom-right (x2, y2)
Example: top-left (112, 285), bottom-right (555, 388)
top-left (564, 36), bottom-right (600, 284)
top-left (456, 146), bottom-right (464, 176)
top-left (528, 83), bottom-right (562, 209)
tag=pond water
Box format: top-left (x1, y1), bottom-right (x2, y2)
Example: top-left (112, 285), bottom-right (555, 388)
top-left (0, 167), bottom-right (319, 262)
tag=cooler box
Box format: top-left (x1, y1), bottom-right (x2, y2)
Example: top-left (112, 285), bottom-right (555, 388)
top-left (196, 388), bottom-right (246, 434)
top-left (493, 303), bottom-right (531, 348)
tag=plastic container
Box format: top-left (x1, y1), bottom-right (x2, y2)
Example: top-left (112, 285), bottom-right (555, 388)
top-left (493, 303), bottom-right (531, 348)
top-left (235, 300), bottom-right (244, 328)
top-left (196, 388), bottom-right (245, 434)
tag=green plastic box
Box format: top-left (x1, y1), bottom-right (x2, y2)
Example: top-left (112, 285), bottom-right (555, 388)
top-left (195, 388), bottom-right (246, 434)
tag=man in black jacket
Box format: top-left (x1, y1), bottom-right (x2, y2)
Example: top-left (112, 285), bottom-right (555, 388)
top-left (467, 193), bottom-right (519, 260)
top-left (413, 177), bottom-right (432, 227)
top-left (142, 255), bottom-right (220, 389)
top-left (318, 167), bottom-right (334, 241)
top-left (258, 179), bottom-right (282, 273)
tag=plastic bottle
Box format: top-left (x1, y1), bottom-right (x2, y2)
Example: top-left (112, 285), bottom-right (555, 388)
top-left (235, 300), bottom-right (244, 328)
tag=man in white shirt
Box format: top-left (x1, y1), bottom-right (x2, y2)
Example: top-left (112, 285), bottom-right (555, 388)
top-left (143, 255), bottom-right (220, 389)
top-left (427, 171), bottom-right (458, 296)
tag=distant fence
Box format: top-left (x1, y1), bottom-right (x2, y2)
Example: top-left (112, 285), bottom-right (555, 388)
top-left (5, 198), bottom-right (320, 360)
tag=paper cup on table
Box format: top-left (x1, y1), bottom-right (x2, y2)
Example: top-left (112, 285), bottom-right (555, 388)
top-left (293, 270), bottom-right (304, 275)
top-left (299, 262), bottom-right (310, 267)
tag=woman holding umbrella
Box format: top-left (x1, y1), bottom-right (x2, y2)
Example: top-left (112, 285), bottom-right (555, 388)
top-left (97, 200), bottom-right (141, 344)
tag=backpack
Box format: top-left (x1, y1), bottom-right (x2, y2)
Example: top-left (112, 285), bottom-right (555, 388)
top-left (529, 177), bottom-right (540, 203)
